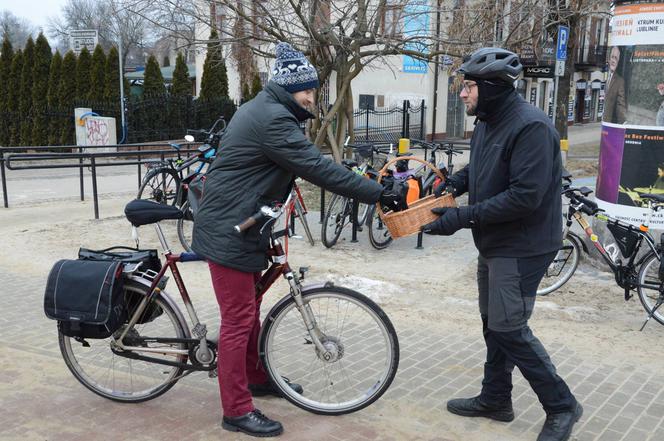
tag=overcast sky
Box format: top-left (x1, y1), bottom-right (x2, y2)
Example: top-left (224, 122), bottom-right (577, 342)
top-left (0, 0), bottom-right (68, 30)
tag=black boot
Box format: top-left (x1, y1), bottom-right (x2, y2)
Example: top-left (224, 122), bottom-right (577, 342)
top-left (447, 395), bottom-right (515, 422)
top-left (222, 409), bottom-right (283, 437)
top-left (537, 402), bottom-right (583, 441)
top-left (249, 377), bottom-right (303, 397)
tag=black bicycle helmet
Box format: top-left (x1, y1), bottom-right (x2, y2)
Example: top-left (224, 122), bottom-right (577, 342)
top-left (458, 47), bottom-right (523, 84)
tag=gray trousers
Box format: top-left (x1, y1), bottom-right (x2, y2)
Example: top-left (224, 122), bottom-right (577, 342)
top-left (477, 253), bottom-right (576, 414)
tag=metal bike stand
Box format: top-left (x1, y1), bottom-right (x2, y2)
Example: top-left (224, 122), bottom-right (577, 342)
top-left (416, 231), bottom-right (424, 249)
top-left (351, 199), bottom-right (359, 243)
top-left (319, 187), bottom-right (325, 223)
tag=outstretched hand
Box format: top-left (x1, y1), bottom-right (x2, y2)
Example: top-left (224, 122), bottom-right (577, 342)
top-left (421, 206), bottom-right (475, 236)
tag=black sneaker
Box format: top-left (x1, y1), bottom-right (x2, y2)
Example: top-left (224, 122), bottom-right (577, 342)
top-left (447, 395), bottom-right (515, 422)
top-left (249, 377), bottom-right (303, 397)
top-left (536, 402), bottom-right (583, 441)
top-left (222, 409), bottom-right (283, 438)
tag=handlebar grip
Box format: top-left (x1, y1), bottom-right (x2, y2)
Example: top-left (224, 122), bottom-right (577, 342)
top-left (577, 195), bottom-right (598, 212)
top-left (234, 215), bottom-right (259, 233)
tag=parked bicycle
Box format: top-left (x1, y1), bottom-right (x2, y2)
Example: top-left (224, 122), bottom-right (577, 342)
top-left (537, 174), bottom-right (664, 328)
top-left (321, 142), bottom-right (390, 248)
top-left (57, 193), bottom-right (399, 414)
top-left (137, 117), bottom-right (226, 251)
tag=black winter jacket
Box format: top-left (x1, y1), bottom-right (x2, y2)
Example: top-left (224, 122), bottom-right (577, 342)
top-left (450, 92), bottom-right (562, 257)
top-left (191, 81), bottom-right (383, 272)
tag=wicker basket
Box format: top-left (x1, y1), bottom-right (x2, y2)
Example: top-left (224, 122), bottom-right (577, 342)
top-left (377, 156), bottom-right (457, 239)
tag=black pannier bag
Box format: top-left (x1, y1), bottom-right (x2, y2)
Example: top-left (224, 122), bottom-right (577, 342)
top-left (44, 260), bottom-right (126, 339)
top-left (78, 247), bottom-right (164, 324)
top-left (606, 220), bottom-right (640, 258)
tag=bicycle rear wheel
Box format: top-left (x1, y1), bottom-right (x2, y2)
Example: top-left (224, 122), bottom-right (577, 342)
top-left (177, 200), bottom-right (194, 252)
top-left (321, 194), bottom-right (350, 248)
top-left (637, 251), bottom-right (664, 326)
top-left (537, 234), bottom-right (581, 295)
top-left (59, 283), bottom-right (188, 403)
top-left (137, 167), bottom-right (180, 205)
top-left (367, 206), bottom-right (393, 250)
top-left (259, 286), bottom-right (399, 415)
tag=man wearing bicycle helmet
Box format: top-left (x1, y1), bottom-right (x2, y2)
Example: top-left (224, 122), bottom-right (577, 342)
top-left (422, 47), bottom-right (581, 441)
top-left (191, 42), bottom-right (402, 438)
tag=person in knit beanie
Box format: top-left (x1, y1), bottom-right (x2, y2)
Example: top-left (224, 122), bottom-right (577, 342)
top-left (271, 42), bottom-right (320, 93)
top-left (191, 41), bottom-right (403, 438)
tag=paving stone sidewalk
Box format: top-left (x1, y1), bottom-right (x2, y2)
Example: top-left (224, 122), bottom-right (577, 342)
top-left (2, 260), bottom-right (664, 441)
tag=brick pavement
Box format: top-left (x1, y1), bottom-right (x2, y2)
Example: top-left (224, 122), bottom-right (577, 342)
top-left (2, 257), bottom-right (664, 441)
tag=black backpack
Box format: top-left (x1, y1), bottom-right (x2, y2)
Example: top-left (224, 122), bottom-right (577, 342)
top-left (44, 259), bottom-right (126, 339)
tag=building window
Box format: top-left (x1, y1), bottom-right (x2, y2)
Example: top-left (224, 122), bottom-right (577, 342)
top-left (359, 94), bottom-right (375, 111)
top-left (382, 2), bottom-right (404, 37)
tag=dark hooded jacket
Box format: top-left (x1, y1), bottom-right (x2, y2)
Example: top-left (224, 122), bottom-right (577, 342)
top-left (449, 91), bottom-right (562, 257)
top-left (191, 81), bottom-right (383, 272)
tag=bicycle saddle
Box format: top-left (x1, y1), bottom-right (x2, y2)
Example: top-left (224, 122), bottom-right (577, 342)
top-left (639, 193), bottom-right (664, 204)
top-left (124, 199), bottom-right (184, 227)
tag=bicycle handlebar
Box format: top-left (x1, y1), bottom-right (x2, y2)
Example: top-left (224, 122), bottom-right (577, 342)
top-left (234, 206), bottom-right (280, 233)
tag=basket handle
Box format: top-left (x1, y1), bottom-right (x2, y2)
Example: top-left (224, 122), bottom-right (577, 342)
top-left (377, 156), bottom-right (447, 184)
top-left (376, 156), bottom-right (449, 214)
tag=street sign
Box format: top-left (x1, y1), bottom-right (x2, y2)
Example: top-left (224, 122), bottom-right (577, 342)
top-left (555, 60), bottom-right (565, 77)
top-left (69, 30), bottom-right (98, 55)
top-left (556, 26), bottom-right (569, 60)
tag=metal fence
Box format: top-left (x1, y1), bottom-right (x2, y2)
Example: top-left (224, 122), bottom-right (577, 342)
top-left (353, 100), bottom-right (426, 143)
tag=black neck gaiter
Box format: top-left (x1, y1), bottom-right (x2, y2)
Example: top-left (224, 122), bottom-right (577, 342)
top-left (465, 75), bottom-right (516, 121)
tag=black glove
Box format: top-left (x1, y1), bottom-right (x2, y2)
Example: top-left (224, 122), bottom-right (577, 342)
top-left (434, 178), bottom-right (460, 198)
top-left (379, 188), bottom-right (406, 212)
top-left (421, 206), bottom-right (475, 236)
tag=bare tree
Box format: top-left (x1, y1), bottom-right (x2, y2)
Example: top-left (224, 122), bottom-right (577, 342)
top-left (124, 0), bottom-right (608, 158)
top-left (0, 10), bottom-right (37, 49)
top-left (47, 0), bottom-right (151, 65)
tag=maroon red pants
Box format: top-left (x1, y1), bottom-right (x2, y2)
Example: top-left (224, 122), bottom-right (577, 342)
top-left (208, 261), bottom-right (269, 417)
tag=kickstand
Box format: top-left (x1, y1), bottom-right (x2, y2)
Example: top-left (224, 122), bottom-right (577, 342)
top-left (640, 296), bottom-right (664, 331)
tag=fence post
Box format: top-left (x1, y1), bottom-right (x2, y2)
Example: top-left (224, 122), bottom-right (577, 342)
top-left (137, 144), bottom-right (142, 189)
top-left (420, 99), bottom-right (426, 141)
top-left (0, 150), bottom-right (8, 208)
top-left (78, 146), bottom-right (85, 201)
top-left (365, 109), bottom-right (369, 141)
top-left (90, 156), bottom-right (99, 220)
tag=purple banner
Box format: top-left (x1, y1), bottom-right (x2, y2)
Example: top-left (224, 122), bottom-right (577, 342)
top-left (596, 124), bottom-right (626, 203)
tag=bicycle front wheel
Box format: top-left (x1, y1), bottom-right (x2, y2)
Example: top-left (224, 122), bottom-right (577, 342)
top-left (637, 251), bottom-right (664, 326)
top-left (137, 167), bottom-right (180, 205)
top-left (259, 286), bottom-right (399, 415)
top-left (321, 194), bottom-right (350, 248)
top-left (367, 205), bottom-right (393, 250)
top-left (537, 234), bottom-right (581, 295)
top-left (177, 200), bottom-right (194, 252)
top-left (59, 283), bottom-right (188, 403)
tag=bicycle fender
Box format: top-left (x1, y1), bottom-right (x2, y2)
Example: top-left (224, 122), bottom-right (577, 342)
top-left (568, 232), bottom-right (588, 254)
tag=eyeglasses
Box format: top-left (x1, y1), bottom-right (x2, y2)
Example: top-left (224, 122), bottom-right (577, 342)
top-left (462, 82), bottom-right (477, 94)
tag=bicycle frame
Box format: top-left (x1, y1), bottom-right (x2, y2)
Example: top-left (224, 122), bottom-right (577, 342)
top-left (115, 195), bottom-right (327, 369)
top-left (564, 200), bottom-right (660, 298)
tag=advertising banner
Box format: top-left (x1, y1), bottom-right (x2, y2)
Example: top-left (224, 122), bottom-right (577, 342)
top-left (402, 1), bottom-right (429, 74)
top-left (597, 2), bottom-right (664, 226)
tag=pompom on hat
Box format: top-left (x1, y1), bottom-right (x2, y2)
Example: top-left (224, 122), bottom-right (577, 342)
top-left (271, 42), bottom-right (320, 93)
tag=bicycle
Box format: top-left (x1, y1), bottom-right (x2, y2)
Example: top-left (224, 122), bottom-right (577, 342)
top-left (137, 117), bottom-right (226, 206)
top-left (537, 177), bottom-right (664, 328)
top-left (321, 142), bottom-right (390, 248)
top-left (537, 172), bottom-right (585, 295)
top-left (137, 118), bottom-right (226, 251)
top-left (58, 193), bottom-right (399, 414)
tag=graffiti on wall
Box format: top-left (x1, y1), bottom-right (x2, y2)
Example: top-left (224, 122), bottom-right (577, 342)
top-left (85, 118), bottom-right (111, 145)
